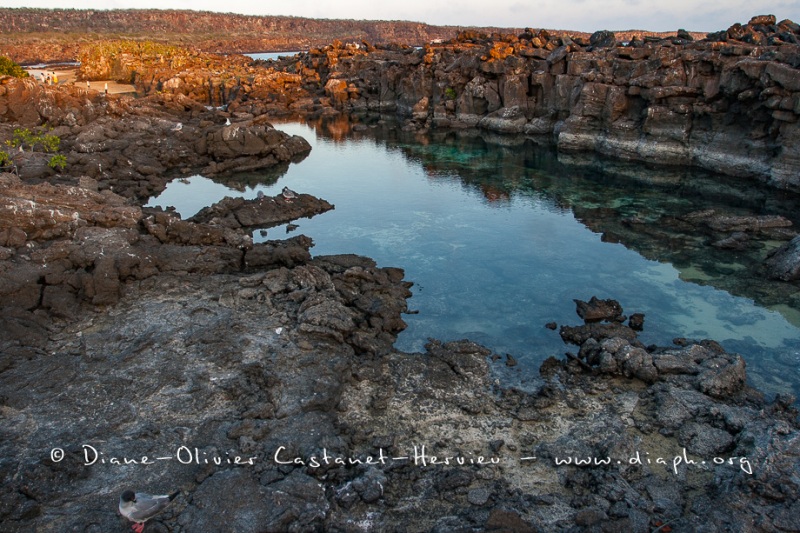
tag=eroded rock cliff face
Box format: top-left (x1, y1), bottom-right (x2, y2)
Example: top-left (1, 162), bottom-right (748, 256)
top-left (303, 16), bottom-right (800, 190)
top-left (76, 16), bottom-right (800, 190)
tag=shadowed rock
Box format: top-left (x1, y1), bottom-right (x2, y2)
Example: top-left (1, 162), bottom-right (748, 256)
top-left (188, 192), bottom-right (333, 231)
top-left (765, 235), bottom-right (800, 281)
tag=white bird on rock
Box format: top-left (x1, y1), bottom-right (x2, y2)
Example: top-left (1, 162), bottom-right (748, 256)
top-left (119, 489), bottom-right (179, 533)
top-left (281, 186), bottom-right (298, 203)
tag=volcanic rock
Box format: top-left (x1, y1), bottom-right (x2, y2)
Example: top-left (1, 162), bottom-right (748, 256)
top-left (0, 78), bottom-right (312, 200)
top-left (573, 296), bottom-right (625, 323)
top-left (764, 235), bottom-right (800, 280)
top-left (189, 192), bottom-right (333, 230)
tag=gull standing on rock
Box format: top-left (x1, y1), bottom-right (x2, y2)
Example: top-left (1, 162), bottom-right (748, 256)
top-left (282, 186), bottom-right (298, 203)
top-left (119, 489), bottom-right (179, 533)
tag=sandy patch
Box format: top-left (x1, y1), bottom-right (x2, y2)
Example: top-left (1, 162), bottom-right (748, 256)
top-left (24, 66), bottom-right (136, 95)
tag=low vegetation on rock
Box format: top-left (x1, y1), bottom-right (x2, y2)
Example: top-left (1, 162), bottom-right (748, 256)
top-left (0, 55), bottom-right (28, 77)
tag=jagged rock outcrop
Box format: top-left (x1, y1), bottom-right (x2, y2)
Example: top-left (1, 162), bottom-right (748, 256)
top-left (0, 75), bottom-right (108, 126)
top-left (48, 15), bottom-right (800, 190)
top-left (0, 77), bottom-right (311, 199)
top-left (0, 172), bottom-right (336, 313)
top-left (271, 16), bottom-right (800, 190)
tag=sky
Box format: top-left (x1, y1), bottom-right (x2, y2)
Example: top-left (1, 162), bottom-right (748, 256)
top-left (2, 0), bottom-right (798, 33)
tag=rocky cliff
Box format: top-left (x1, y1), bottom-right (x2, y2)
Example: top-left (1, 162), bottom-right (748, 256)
top-left (69, 15), bottom-right (800, 191)
top-left (307, 15), bottom-right (800, 191)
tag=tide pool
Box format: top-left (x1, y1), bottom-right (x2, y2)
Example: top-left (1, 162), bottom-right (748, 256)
top-left (147, 118), bottom-right (800, 397)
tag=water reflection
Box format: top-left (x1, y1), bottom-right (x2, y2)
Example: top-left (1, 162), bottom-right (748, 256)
top-left (147, 115), bottom-right (800, 399)
top-left (318, 117), bottom-right (800, 328)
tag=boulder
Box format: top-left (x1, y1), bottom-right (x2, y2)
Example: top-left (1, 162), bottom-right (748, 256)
top-left (574, 296), bottom-right (624, 323)
top-left (589, 30), bottom-right (617, 49)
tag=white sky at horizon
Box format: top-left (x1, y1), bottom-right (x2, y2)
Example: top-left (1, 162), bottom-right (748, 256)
top-left (1, 1), bottom-right (798, 33)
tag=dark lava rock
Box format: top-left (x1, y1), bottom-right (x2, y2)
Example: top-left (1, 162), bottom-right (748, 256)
top-left (589, 30), bottom-right (617, 49)
top-left (245, 235), bottom-right (314, 268)
top-left (189, 191), bottom-right (334, 230)
top-left (0, 78), bottom-right (311, 201)
top-left (485, 508), bottom-right (536, 532)
top-left (2, 30), bottom-right (800, 532)
top-left (179, 469), bottom-right (328, 532)
top-left (574, 296), bottom-right (624, 323)
top-left (467, 487), bottom-right (492, 506)
top-left (560, 322), bottom-right (640, 345)
top-left (628, 313), bottom-right (645, 331)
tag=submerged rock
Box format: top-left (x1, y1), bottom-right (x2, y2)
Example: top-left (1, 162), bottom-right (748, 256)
top-left (765, 235), bottom-right (800, 281)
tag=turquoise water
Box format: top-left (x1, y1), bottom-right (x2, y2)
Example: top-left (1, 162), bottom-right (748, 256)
top-left (147, 118), bottom-right (800, 398)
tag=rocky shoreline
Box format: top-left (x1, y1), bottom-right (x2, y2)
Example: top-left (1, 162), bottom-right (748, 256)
top-left (2, 250), bottom-right (799, 531)
top-left (306, 15), bottom-right (800, 191)
top-left (59, 15), bottom-right (800, 191)
top-left (1, 15), bottom-right (799, 533)
top-left (5, 14), bottom-right (800, 189)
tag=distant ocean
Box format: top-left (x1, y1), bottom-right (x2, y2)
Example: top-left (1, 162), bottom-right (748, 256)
top-left (246, 52), bottom-right (302, 61)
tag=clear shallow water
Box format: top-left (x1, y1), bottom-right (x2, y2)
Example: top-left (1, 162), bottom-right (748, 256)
top-left (147, 118), bottom-right (800, 398)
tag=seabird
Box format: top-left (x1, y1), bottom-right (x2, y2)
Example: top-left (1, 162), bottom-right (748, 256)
top-left (281, 186), bottom-right (298, 203)
top-left (119, 489), bottom-right (179, 533)
top-left (171, 122), bottom-right (183, 132)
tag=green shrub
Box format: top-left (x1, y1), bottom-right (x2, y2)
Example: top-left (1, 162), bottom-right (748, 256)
top-left (0, 56), bottom-right (29, 78)
top-left (8, 128), bottom-right (37, 151)
top-left (40, 133), bottom-right (61, 153)
top-left (444, 87), bottom-right (457, 100)
top-left (48, 154), bottom-right (67, 171)
top-left (7, 128), bottom-right (61, 152)
top-left (5, 127), bottom-right (66, 172)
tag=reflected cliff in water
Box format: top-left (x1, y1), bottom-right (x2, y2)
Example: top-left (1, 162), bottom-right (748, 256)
top-left (307, 114), bottom-right (800, 327)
